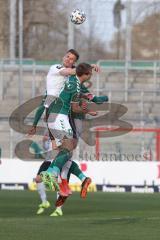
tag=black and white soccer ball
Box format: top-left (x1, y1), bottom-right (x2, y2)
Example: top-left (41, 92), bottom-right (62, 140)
top-left (70, 9), bottom-right (86, 25)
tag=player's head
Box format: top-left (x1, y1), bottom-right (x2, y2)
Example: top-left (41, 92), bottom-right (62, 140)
top-left (76, 62), bottom-right (92, 82)
top-left (67, 49), bottom-right (79, 61)
top-left (63, 49), bottom-right (79, 68)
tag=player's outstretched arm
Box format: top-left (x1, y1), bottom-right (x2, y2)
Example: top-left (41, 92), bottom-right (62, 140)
top-left (91, 95), bottom-right (109, 103)
top-left (28, 102), bottom-right (45, 136)
top-left (59, 68), bottom-right (76, 76)
top-left (28, 126), bottom-right (37, 136)
top-left (71, 101), bottom-right (88, 114)
top-left (81, 91), bottom-right (109, 104)
top-left (81, 82), bottom-right (108, 103)
top-left (71, 101), bottom-right (97, 116)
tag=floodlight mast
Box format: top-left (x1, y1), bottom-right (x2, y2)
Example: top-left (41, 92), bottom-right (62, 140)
top-left (10, 0), bottom-right (17, 60)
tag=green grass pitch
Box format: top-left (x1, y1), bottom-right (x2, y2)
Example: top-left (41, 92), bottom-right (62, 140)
top-left (1, 190), bottom-right (160, 240)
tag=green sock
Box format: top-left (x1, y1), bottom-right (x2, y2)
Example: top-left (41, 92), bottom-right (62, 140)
top-left (69, 161), bottom-right (86, 181)
top-left (47, 166), bottom-right (60, 177)
top-left (50, 149), bottom-right (71, 171)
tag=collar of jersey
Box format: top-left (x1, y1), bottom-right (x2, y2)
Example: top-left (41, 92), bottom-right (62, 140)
top-left (75, 75), bottom-right (81, 84)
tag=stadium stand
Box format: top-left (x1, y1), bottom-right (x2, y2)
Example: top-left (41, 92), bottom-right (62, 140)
top-left (0, 60), bottom-right (160, 159)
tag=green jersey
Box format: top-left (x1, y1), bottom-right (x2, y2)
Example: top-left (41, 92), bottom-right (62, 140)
top-left (31, 76), bottom-right (108, 125)
top-left (70, 83), bottom-right (90, 120)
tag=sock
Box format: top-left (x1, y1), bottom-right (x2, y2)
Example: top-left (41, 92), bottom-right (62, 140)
top-left (47, 166), bottom-right (60, 177)
top-left (69, 161), bottom-right (86, 182)
top-left (78, 173), bottom-right (86, 182)
top-left (61, 160), bottom-right (72, 179)
top-left (48, 149), bottom-right (71, 176)
top-left (37, 182), bottom-right (47, 203)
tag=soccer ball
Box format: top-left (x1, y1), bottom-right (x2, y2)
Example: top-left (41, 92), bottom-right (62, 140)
top-left (70, 9), bottom-right (86, 25)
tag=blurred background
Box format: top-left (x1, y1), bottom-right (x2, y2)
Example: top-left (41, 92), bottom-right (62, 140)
top-left (1, 0), bottom-right (160, 61)
top-left (0, 0), bottom-right (160, 189)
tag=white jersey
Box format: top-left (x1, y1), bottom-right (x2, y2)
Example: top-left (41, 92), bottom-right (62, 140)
top-left (46, 64), bottom-right (67, 97)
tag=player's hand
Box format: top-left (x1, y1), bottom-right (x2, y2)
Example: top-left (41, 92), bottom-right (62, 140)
top-left (81, 101), bottom-right (88, 111)
top-left (86, 93), bottom-right (94, 101)
top-left (91, 64), bottom-right (101, 73)
top-left (88, 111), bottom-right (98, 116)
top-left (27, 126), bottom-right (36, 137)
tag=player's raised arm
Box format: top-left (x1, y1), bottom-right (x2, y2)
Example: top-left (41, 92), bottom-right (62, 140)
top-left (59, 67), bottom-right (76, 76)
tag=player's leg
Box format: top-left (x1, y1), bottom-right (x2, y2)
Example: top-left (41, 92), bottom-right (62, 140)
top-left (41, 114), bottom-right (74, 195)
top-left (41, 148), bottom-right (72, 193)
top-left (50, 192), bottom-right (63, 217)
top-left (55, 117), bottom-right (91, 199)
top-left (36, 161), bottom-right (51, 214)
top-left (69, 161), bottom-right (92, 198)
top-left (71, 118), bottom-right (92, 197)
top-left (59, 160), bottom-right (73, 196)
top-left (55, 160), bottom-right (91, 208)
top-left (55, 172), bottom-right (72, 208)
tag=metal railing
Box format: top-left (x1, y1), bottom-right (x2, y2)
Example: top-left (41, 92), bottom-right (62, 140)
top-left (96, 60), bottom-right (160, 101)
top-left (0, 58), bottom-right (50, 103)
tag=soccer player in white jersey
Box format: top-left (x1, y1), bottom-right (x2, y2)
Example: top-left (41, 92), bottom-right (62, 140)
top-left (44, 48), bottom-right (99, 107)
top-left (44, 49), bottom-right (79, 109)
top-left (29, 49), bottom-right (99, 136)
top-left (28, 50), bottom-right (101, 215)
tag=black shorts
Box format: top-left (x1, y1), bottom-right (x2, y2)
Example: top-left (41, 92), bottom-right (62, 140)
top-left (47, 126), bottom-right (55, 141)
top-left (37, 161), bottom-right (51, 175)
top-left (69, 114), bottom-right (77, 139)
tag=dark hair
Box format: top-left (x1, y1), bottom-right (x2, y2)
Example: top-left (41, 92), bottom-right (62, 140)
top-left (67, 49), bottom-right (79, 61)
top-left (76, 63), bottom-right (92, 77)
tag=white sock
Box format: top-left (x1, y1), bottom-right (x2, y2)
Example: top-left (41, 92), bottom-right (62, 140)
top-left (61, 160), bottom-right (72, 179)
top-left (37, 182), bottom-right (47, 203)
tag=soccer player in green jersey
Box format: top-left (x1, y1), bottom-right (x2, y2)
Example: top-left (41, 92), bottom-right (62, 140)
top-left (40, 63), bottom-right (94, 194)
top-left (28, 57), bottom-right (108, 215)
top-left (41, 62), bottom-right (108, 197)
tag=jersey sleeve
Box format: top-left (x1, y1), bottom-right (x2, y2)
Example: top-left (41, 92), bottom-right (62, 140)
top-left (81, 83), bottom-right (108, 103)
top-left (92, 95), bottom-right (108, 103)
top-left (48, 65), bottom-right (65, 76)
top-left (81, 83), bottom-right (90, 94)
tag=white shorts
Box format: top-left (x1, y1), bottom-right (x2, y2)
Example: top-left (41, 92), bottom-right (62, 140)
top-left (47, 113), bottom-right (73, 147)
